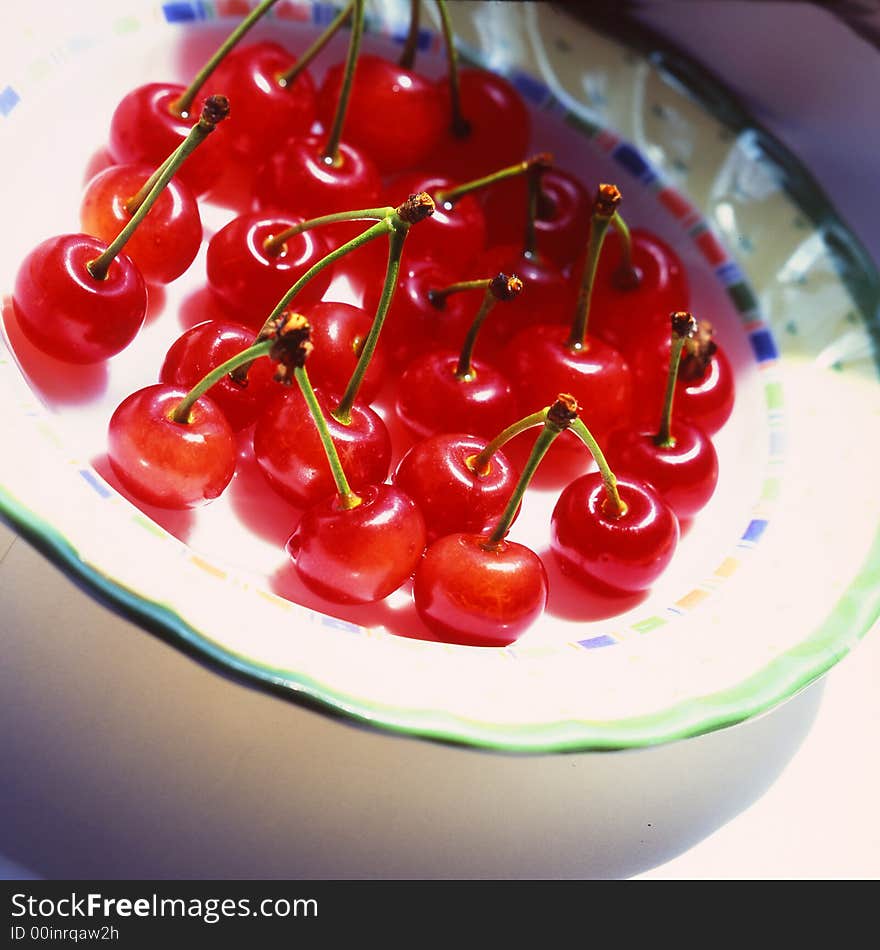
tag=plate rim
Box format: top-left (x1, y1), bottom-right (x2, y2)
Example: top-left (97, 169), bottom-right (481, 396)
top-left (0, 0), bottom-right (878, 753)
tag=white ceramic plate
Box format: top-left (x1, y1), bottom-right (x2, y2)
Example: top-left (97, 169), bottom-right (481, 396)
top-left (0, 0), bottom-right (878, 750)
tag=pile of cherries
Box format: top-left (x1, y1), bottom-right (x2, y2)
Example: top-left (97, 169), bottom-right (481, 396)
top-left (8, 0), bottom-right (736, 647)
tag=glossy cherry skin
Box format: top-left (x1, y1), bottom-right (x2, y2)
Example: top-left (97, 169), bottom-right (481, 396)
top-left (604, 422), bottom-right (719, 521)
top-left (108, 83), bottom-right (227, 197)
top-left (159, 319), bottom-right (277, 431)
top-left (393, 433), bottom-right (519, 542)
top-left (206, 41), bottom-right (317, 159)
top-left (413, 533), bottom-right (547, 647)
top-left (286, 484), bottom-right (427, 605)
top-left (13, 234), bottom-right (146, 364)
top-left (632, 338), bottom-right (735, 436)
top-left (107, 384), bottom-right (236, 508)
top-left (317, 54), bottom-right (445, 174)
top-left (361, 259), bottom-right (476, 370)
top-left (432, 69), bottom-right (531, 183)
top-left (206, 213), bottom-right (331, 331)
top-left (551, 473), bottom-right (679, 594)
top-left (503, 325), bottom-right (633, 447)
top-left (80, 163), bottom-right (202, 285)
top-left (476, 244), bottom-right (575, 358)
top-left (588, 228), bottom-right (689, 359)
top-left (254, 134), bottom-right (384, 295)
top-left (385, 172), bottom-right (487, 273)
top-left (395, 352), bottom-right (517, 442)
top-left (305, 301), bottom-right (387, 404)
top-left (253, 386), bottom-right (391, 508)
top-left (482, 166), bottom-right (592, 269)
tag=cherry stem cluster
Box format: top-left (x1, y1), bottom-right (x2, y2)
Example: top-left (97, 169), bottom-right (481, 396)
top-left (484, 396), bottom-right (580, 547)
top-left (88, 97), bottom-right (229, 280)
top-left (171, 0), bottom-right (280, 117)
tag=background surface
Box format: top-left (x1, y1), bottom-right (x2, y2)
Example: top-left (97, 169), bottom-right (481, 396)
top-left (1, 0), bottom-right (878, 880)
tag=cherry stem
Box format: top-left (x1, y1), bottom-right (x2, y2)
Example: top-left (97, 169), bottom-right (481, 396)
top-left (469, 408), bottom-right (547, 476)
top-left (611, 210), bottom-right (640, 289)
top-left (171, 0), bottom-right (280, 117)
top-left (294, 365), bottom-right (361, 510)
top-left (524, 160), bottom-right (544, 258)
top-left (399, 0), bottom-right (421, 70)
top-left (567, 183), bottom-right (621, 350)
top-left (334, 226), bottom-right (408, 423)
top-left (435, 0), bottom-right (469, 138)
top-left (123, 152), bottom-right (175, 216)
top-left (455, 273), bottom-right (522, 379)
top-left (261, 206), bottom-right (395, 256)
top-left (654, 311), bottom-right (697, 448)
top-left (323, 0), bottom-right (365, 164)
top-left (254, 216), bottom-right (395, 341)
top-left (277, 0), bottom-right (355, 87)
top-left (170, 338), bottom-right (274, 424)
top-left (88, 98), bottom-right (229, 280)
top-left (434, 153), bottom-right (551, 208)
top-left (427, 277), bottom-right (491, 308)
top-left (484, 397), bottom-right (579, 547)
top-left (569, 417), bottom-right (627, 518)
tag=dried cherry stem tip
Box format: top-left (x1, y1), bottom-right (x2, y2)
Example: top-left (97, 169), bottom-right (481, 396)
top-left (569, 417), bottom-right (627, 518)
top-left (88, 97), bottom-right (229, 281)
top-left (456, 273), bottom-right (522, 380)
top-left (171, 0), bottom-right (280, 117)
top-left (568, 183), bottom-right (622, 349)
top-left (654, 311), bottom-right (698, 448)
top-left (484, 395), bottom-right (580, 548)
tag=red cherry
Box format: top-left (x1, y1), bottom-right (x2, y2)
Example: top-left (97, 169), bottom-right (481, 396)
top-left (476, 244), bottom-right (574, 357)
top-left (107, 384), bottom-right (236, 508)
top-left (362, 259), bottom-right (476, 370)
top-left (482, 166), bottom-right (592, 269)
top-left (159, 319), bottom-right (277, 431)
top-left (588, 228), bottom-right (689, 358)
top-left (385, 172), bottom-right (487, 273)
top-left (551, 473), bottom-right (679, 594)
top-left (80, 163), bottom-right (202, 285)
top-left (286, 483), bottom-right (426, 605)
top-left (503, 324), bottom-right (633, 447)
top-left (604, 423), bottom-right (718, 521)
top-left (253, 385), bottom-right (391, 507)
top-left (107, 83), bottom-right (226, 197)
top-left (395, 351), bottom-right (516, 442)
top-left (254, 134), bottom-right (384, 294)
top-left (206, 213), bottom-right (331, 331)
top-left (632, 335), bottom-right (735, 436)
top-left (432, 69), bottom-right (531, 183)
top-left (206, 41), bottom-right (317, 159)
top-left (317, 54), bottom-right (445, 174)
top-left (305, 300), bottom-right (387, 404)
top-left (13, 234), bottom-right (146, 364)
top-left (413, 533), bottom-right (547, 647)
top-left (393, 433), bottom-right (519, 542)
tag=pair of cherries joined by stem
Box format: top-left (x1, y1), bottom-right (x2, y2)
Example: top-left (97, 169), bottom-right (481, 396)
top-left (14, 97), bottom-right (229, 364)
top-left (414, 395), bottom-right (679, 646)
